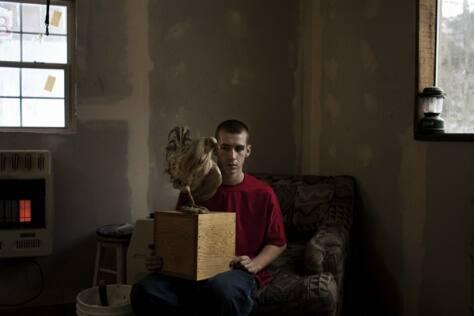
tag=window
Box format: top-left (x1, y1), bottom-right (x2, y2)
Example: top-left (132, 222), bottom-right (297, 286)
top-left (417, 0), bottom-right (474, 140)
top-left (0, 0), bottom-right (74, 130)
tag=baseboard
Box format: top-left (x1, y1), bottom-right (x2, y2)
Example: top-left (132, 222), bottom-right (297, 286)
top-left (0, 303), bottom-right (76, 316)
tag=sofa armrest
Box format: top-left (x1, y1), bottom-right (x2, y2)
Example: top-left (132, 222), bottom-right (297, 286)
top-left (304, 225), bottom-right (347, 278)
top-left (253, 271), bottom-right (338, 315)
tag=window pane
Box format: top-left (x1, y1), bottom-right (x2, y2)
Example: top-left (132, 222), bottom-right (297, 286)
top-left (0, 98), bottom-right (20, 127)
top-left (22, 68), bottom-right (64, 98)
top-left (437, 0), bottom-right (474, 133)
top-left (0, 67), bottom-right (19, 96)
top-left (22, 34), bottom-right (67, 63)
top-left (0, 32), bottom-right (20, 61)
top-left (22, 98), bottom-right (64, 127)
top-left (0, 2), bottom-right (20, 32)
top-left (22, 4), bottom-right (67, 35)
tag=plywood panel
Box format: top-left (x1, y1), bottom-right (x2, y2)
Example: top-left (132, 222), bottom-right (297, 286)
top-left (154, 211), bottom-right (235, 280)
top-left (196, 213), bottom-right (236, 280)
top-left (154, 211), bottom-right (197, 279)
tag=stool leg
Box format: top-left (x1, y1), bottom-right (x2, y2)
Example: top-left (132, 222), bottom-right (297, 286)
top-left (117, 244), bottom-right (124, 284)
top-left (93, 242), bottom-right (101, 286)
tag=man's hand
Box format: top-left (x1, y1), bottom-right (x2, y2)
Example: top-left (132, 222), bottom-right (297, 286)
top-left (229, 255), bottom-right (262, 274)
top-left (145, 243), bottom-right (164, 273)
top-left (229, 244), bottom-right (287, 275)
top-left (145, 255), bottom-right (164, 272)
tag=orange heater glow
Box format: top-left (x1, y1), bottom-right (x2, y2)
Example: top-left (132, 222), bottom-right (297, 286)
top-left (19, 200), bottom-right (32, 223)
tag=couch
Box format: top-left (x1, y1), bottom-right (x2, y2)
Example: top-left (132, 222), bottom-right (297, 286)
top-left (250, 174), bottom-right (355, 316)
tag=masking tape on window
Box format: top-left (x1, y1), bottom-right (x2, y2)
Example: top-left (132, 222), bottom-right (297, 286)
top-left (44, 75), bottom-right (56, 92)
top-left (50, 10), bottom-right (62, 28)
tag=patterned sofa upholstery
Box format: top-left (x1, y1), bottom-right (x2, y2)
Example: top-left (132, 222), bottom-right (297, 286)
top-left (250, 174), bottom-right (355, 316)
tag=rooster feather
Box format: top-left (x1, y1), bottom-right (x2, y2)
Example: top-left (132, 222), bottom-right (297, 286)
top-left (165, 126), bottom-right (222, 212)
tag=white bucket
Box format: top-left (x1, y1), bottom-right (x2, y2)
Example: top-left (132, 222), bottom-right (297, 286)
top-left (76, 284), bottom-right (134, 316)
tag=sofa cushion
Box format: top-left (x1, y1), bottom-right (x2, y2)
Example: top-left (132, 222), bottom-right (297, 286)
top-left (254, 271), bottom-right (338, 314)
top-left (304, 225), bottom-right (345, 276)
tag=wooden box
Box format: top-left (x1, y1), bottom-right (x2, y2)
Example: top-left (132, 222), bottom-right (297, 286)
top-left (154, 211), bottom-right (236, 281)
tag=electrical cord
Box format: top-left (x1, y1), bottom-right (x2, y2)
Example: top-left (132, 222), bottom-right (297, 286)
top-left (0, 259), bottom-right (45, 307)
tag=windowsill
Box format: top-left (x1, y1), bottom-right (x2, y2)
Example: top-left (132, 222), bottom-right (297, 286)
top-left (0, 127), bottom-right (76, 134)
top-left (415, 132), bottom-right (474, 142)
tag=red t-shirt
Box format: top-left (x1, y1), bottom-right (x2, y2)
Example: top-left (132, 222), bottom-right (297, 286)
top-left (177, 174), bottom-right (287, 288)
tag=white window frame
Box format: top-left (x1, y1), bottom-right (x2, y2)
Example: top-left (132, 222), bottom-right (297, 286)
top-left (0, 0), bottom-right (75, 133)
top-left (416, 0), bottom-right (473, 141)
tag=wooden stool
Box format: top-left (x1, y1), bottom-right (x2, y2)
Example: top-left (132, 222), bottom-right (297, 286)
top-left (93, 224), bottom-right (133, 286)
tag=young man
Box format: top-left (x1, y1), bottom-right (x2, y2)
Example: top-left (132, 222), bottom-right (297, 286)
top-left (131, 120), bottom-right (287, 316)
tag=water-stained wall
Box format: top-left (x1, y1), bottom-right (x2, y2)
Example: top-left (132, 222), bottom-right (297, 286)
top-left (0, 0), bottom-right (300, 307)
top-left (147, 0), bottom-right (300, 211)
top-left (1, 0), bottom-right (471, 312)
top-left (301, 0), bottom-right (473, 315)
top-left (0, 120), bottom-right (131, 304)
top-left (0, 0), bottom-right (135, 305)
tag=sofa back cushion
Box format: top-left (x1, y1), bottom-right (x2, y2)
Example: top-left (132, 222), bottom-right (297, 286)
top-left (252, 174), bottom-right (355, 242)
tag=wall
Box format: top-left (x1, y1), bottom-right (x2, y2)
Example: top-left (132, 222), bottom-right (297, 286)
top-left (0, 0), bottom-right (300, 306)
top-left (0, 0), bottom-right (471, 312)
top-left (146, 0), bottom-right (300, 211)
top-left (301, 0), bottom-right (473, 315)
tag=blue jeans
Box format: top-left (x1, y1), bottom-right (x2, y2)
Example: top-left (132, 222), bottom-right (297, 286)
top-left (130, 269), bottom-right (257, 316)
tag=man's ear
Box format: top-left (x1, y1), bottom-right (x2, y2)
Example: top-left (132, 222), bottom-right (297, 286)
top-left (245, 144), bottom-right (252, 157)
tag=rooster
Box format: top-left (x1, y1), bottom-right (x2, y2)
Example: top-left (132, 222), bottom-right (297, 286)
top-left (165, 126), bottom-right (222, 214)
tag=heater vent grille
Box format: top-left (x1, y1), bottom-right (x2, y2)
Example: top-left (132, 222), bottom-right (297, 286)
top-left (0, 150), bottom-right (53, 258)
top-left (0, 151), bottom-right (49, 175)
top-left (16, 239), bottom-right (41, 249)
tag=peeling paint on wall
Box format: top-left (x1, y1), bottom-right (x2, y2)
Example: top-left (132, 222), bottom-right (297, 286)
top-left (305, 1), bottom-right (473, 315)
top-left (173, 106), bottom-right (192, 126)
top-left (364, 0), bottom-right (381, 19)
top-left (324, 58), bottom-right (339, 82)
top-left (329, 144), bottom-right (337, 158)
top-left (364, 92), bottom-right (378, 113)
top-left (230, 67), bottom-right (255, 86)
top-left (356, 144), bottom-right (374, 167)
top-left (171, 62), bottom-right (187, 78)
top-left (0, 0), bottom-right (300, 308)
top-left (397, 127), bottom-right (427, 316)
top-left (76, 0), bottom-right (132, 101)
top-left (0, 120), bottom-right (131, 304)
top-left (360, 40), bottom-right (378, 74)
top-left (231, 68), bottom-right (241, 85)
top-left (227, 10), bottom-right (247, 37)
top-left (322, 0), bottom-right (337, 20)
top-left (324, 93), bottom-right (341, 121)
top-left (168, 19), bottom-right (192, 40)
top-left (147, 0), bottom-right (299, 212)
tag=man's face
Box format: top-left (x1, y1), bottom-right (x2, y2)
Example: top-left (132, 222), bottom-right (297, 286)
top-left (216, 130), bottom-right (251, 177)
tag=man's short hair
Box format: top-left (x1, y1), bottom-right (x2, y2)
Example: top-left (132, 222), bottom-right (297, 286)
top-left (215, 119), bottom-right (250, 143)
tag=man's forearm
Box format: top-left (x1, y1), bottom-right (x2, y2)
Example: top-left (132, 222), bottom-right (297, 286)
top-left (252, 244), bottom-right (287, 272)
